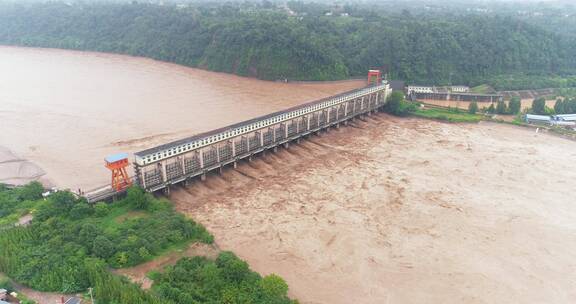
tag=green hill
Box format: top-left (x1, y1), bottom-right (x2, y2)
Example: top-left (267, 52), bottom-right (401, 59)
top-left (0, 1), bottom-right (574, 89)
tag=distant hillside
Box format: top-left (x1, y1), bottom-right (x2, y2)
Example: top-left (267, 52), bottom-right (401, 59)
top-left (0, 2), bottom-right (574, 89)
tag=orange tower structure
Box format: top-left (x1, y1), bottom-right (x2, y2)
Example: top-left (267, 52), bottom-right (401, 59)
top-left (367, 69), bottom-right (382, 85)
top-left (105, 153), bottom-right (132, 191)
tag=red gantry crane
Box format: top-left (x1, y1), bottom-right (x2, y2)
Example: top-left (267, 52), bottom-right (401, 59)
top-left (367, 69), bottom-right (382, 85)
top-left (105, 153), bottom-right (132, 192)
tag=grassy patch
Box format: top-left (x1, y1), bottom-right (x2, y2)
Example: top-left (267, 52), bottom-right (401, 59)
top-left (470, 84), bottom-right (495, 94)
top-left (413, 107), bottom-right (483, 123)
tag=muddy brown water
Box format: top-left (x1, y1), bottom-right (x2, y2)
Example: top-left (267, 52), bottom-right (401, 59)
top-left (0, 46), bottom-right (363, 190)
top-left (3, 46), bottom-right (576, 304)
top-left (171, 115), bottom-right (576, 304)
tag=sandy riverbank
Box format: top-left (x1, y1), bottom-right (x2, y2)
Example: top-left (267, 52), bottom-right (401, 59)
top-left (171, 115), bottom-right (576, 304)
top-left (0, 146), bottom-right (47, 186)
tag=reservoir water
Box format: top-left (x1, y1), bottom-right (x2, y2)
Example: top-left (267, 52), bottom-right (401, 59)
top-left (0, 46), bottom-right (362, 190)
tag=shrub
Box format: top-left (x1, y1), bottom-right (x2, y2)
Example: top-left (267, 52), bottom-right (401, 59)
top-left (69, 202), bottom-right (93, 219)
top-left (531, 97), bottom-right (546, 114)
top-left (93, 202), bottom-right (109, 217)
top-left (487, 103), bottom-right (495, 114)
top-left (496, 100), bottom-right (507, 114)
top-left (508, 97), bottom-right (521, 114)
top-left (384, 91), bottom-right (417, 116)
top-left (17, 182), bottom-right (44, 201)
top-left (468, 101), bottom-right (478, 114)
top-left (93, 236), bottom-right (115, 259)
top-left (125, 186), bottom-right (150, 210)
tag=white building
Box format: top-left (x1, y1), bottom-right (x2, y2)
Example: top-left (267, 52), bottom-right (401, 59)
top-left (407, 85), bottom-right (470, 94)
top-left (407, 86), bottom-right (435, 94)
top-left (450, 86), bottom-right (470, 93)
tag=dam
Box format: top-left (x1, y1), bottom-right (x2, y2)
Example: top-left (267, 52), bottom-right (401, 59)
top-left (86, 79), bottom-right (392, 202)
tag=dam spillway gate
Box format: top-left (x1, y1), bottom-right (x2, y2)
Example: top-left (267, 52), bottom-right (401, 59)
top-left (86, 82), bottom-right (391, 201)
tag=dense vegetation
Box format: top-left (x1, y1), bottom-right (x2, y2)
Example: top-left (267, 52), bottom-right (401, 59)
top-left (0, 182), bottom-right (43, 227)
top-left (151, 253), bottom-right (297, 304)
top-left (0, 1), bottom-right (574, 89)
top-left (384, 91), bottom-right (417, 116)
top-left (0, 186), bottom-right (212, 293)
top-left (0, 183), bottom-right (296, 303)
top-left (553, 98), bottom-right (576, 115)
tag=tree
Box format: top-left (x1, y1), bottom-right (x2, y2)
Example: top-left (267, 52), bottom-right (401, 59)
top-left (261, 274), bottom-right (289, 299)
top-left (17, 181), bottom-right (44, 201)
top-left (93, 236), bottom-right (115, 259)
top-left (508, 97), bottom-right (521, 114)
top-left (532, 97), bottom-right (546, 114)
top-left (94, 202), bottom-right (109, 217)
top-left (496, 100), bottom-right (507, 114)
top-left (50, 191), bottom-right (77, 212)
top-left (69, 202), bottom-right (93, 219)
top-left (468, 101), bottom-right (478, 114)
top-left (384, 91), bottom-right (416, 116)
top-left (216, 251), bottom-right (250, 283)
top-left (125, 186), bottom-right (150, 210)
top-left (487, 103), bottom-right (495, 114)
top-left (554, 99), bottom-right (565, 114)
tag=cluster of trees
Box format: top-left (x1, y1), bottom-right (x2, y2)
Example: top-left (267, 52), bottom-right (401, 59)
top-left (0, 186), bottom-right (212, 293)
top-left (0, 1), bottom-right (574, 89)
top-left (151, 252), bottom-right (297, 304)
top-left (554, 98), bottom-right (576, 114)
top-left (486, 75), bottom-right (576, 91)
top-left (529, 97), bottom-right (576, 115)
top-left (0, 182), bottom-right (43, 227)
top-left (384, 91), bottom-right (417, 116)
top-left (479, 97), bottom-right (522, 115)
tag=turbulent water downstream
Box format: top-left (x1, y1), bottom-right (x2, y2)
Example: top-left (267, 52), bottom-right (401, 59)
top-left (0, 46), bottom-right (362, 190)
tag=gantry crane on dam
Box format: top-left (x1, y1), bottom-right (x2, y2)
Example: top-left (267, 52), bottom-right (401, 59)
top-left (85, 71), bottom-right (392, 202)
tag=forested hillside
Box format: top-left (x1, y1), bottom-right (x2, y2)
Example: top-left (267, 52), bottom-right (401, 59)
top-left (0, 1), bottom-right (574, 89)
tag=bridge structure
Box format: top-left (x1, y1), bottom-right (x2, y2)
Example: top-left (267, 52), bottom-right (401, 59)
top-left (85, 81), bottom-right (391, 202)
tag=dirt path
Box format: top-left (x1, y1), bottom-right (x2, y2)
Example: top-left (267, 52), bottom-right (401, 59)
top-left (171, 115), bottom-right (576, 304)
top-left (113, 242), bottom-right (219, 289)
top-left (2, 277), bottom-right (67, 304)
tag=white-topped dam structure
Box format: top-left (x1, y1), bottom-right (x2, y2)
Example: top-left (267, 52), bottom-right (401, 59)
top-left (86, 75), bottom-right (392, 202)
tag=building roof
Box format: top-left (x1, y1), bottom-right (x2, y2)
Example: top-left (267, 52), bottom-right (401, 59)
top-left (389, 80), bottom-right (405, 91)
top-left (64, 297), bottom-right (82, 304)
top-left (105, 153), bottom-right (129, 163)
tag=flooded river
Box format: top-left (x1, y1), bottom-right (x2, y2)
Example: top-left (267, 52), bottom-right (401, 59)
top-left (0, 46), bottom-right (362, 190)
top-left (3, 46), bottom-right (576, 304)
top-left (172, 115), bottom-right (576, 304)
